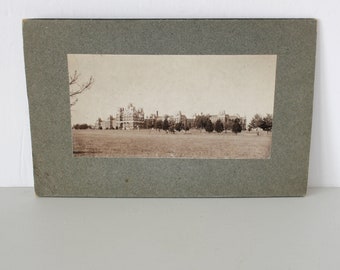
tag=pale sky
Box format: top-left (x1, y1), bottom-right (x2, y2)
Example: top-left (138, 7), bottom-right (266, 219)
top-left (68, 54), bottom-right (277, 125)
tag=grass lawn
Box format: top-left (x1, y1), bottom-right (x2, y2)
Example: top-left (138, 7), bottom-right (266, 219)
top-left (72, 129), bottom-right (272, 159)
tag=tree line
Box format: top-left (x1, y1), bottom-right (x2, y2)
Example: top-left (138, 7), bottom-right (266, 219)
top-left (73, 113), bottom-right (273, 135)
top-left (77, 115), bottom-right (245, 134)
top-left (143, 115), bottom-right (244, 134)
top-left (193, 115), bottom-right (243, 134)
top-left (247, 113), bottom-right (273, 133)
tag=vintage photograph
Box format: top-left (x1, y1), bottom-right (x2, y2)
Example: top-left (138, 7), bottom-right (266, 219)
top-left (68, 54), bottom-right (277, 159)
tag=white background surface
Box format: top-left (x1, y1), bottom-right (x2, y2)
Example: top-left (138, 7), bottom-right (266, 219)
top-left (0, 0), bottom-right (339, 187)
top-left (1, 187), bottom-right (340, 270)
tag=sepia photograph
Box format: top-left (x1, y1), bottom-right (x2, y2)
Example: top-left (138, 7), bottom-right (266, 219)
top-left (23, 19), bottom-right (316, 197)
top-left (68, 54), bottom-right (277, 159)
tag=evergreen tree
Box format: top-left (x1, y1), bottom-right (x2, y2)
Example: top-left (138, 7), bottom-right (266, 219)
top-left (249, 114), bottom-right (263, 129)
top-left (155, 120), bottom-right (163, 131)
top-left (260, 114), bottom-right (273, 132)
top-left (163, 118), bottom-right (169, 131)
top-left (214, 119), bottom-right (224, 133)
top-left (232, 118), bottom-right (242, 135)
top-left (175, 122), bottom-right (183, 132)
top-left (205, 119), bottom-right (214, 132)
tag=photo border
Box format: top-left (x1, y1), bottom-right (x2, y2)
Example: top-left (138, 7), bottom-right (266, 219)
top-left (23, 19), bottom-right (317, 197)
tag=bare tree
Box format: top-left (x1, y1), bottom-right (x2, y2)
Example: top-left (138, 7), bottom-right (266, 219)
top-left (69, 70), bottom-right (94, 106)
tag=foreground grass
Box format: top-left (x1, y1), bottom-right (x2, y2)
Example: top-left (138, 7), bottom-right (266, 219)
top-left (72, 129), bottom-right (272, 159)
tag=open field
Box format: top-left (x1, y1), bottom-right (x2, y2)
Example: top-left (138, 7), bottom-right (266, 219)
top-left (72, 129), bottom-right (272, 159)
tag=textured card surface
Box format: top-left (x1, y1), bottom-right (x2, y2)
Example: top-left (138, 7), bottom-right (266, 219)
top-left (23, 19), bottom-right (317, 197)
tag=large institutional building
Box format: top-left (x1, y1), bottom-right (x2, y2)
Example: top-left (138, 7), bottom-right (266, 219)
top-left (94, 103), bottom-right (246, 131)
top-left (116, 103), bottom-right (145, 130)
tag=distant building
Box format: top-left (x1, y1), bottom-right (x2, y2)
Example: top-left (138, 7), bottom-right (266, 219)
top-left (226, 115), bottom-right (247, 130)
top-left (144, 111), bottom-right (176, 129)
top-left (94, 118), bottom-right (103, 129)
top-left (175, 111), bottom-right (187, 124)
top-left (209, 111), bottom-right (226, 124)
top-left (102, 120), bottom-right (111, 130)
top-left (94, 116), bottom-right (116, 130)
top-left (96, 104), bottom-right (246, 131)
top-left (116, 103), bottom-right (144, 130)
top-left (144, 116), bottom-right (154, 129)
top-left (209, 111), bottom-right (247, 130)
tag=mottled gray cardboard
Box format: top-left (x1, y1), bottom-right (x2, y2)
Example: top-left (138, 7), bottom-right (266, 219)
top-left (23, 19), bottom-right (317, 197)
